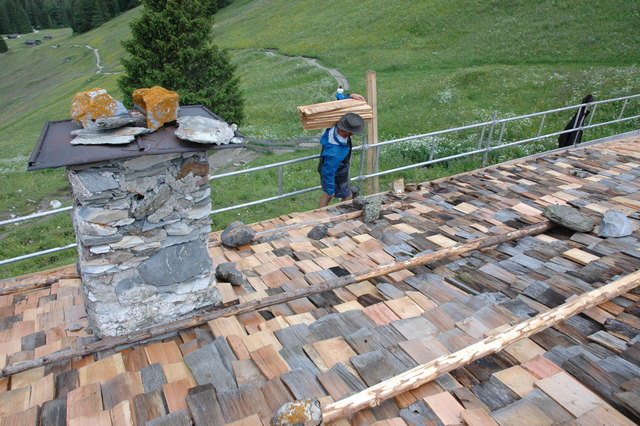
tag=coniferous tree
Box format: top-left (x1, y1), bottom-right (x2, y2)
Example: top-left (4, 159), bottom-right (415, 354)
top-left (91, 0), bottom-right (111, 27)
top-left (118, 0), bottom-right (244, 124)
top-left (23, 0), bottom-right (35, 26)
top-left (28, 0), bottom-right (50, 29)
top-left (202, 0), bottom-right (216, 16)
top-left (0, 0), bottom-right (72, 32)
top-left (109, 0), bottom-right (120, 14)
top-left (7, 0), bottom-right (33, 33)
top-left (0, 2), bottom-right (11, 33)
top-left (43, 0), bottom-right (71, 27)
top-left (0, 38), bottom-right (8, 53)
top-left (70, 0), bottom-right (92, 33)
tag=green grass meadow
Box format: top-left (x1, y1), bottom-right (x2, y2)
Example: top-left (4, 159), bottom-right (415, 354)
top-left (1, 0), bottom-right (639, 278)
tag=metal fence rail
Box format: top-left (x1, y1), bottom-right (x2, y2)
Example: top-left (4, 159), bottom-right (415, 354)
top-left (2, 94), bottom-right (639, 266)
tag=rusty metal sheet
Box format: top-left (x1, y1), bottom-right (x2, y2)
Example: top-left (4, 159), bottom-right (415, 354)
top-left (27, 105), bottom-right (244, 171)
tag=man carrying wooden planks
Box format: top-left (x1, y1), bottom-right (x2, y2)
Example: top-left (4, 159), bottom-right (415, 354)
top-left (318, 112), bottom-right (365, 208)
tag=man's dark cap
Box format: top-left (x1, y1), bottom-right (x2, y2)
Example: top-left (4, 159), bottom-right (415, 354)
top-left (337, 113), bottom-right (365, 135)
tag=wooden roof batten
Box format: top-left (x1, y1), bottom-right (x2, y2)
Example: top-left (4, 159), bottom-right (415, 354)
top-left (1, 136), bottom-right (640, 425)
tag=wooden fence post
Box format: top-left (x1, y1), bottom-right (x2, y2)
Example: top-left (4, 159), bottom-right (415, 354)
top-left (365, 70), bottom-right (379, 195)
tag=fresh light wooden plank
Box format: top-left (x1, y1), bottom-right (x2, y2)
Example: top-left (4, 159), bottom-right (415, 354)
top-left (423, 391), bottom-right (465, 425)
top-left (308, 337), bottom-right (357, 372)
top-left (227, 335), bottom-right (251, 360)
top-left (68, 410), bottom-right (112, 426)
top-left (511, 202), bottom-right (542, 216)
top-left (491, 398), bottom-right (555, 426)
top-left (0, 406), bottom-right (40, 426)
top-left (162, 362), bottom-right (197, 387)
top-left (258, 316), bottom-right (289, 333)
top-left (575, 403), bottom-right (636, 426)
top-left (78, 353), bottom-right (126, 387)
top-left (582, 305), bottom-right (615, 324)
top-left (460, 408), bottom-right (498, 426)
top-left (284, 312), bottom-right (316, 326)
top-left (454, 202), bottom-right (478, 214)
top-left (28, 372), bottom-right (54, 408)
top-left (144, 341), bottom-right (183, 366)
top-left (10, 366), bottom-right (44, 389)
top-left (426, 234), bottom-right (457, 248)
top-left (406, 291), bottom-right (438, 311)
top-left (121, 346), bottom-right (149, 372)
top-left (0, 385), bottom-right (31, 417)
top-left (370, 418), bottom-right (408, 426)
top-left (225, 413), bottom-right (263, 426)
top-left (521, 355), bottom-right (563, 379)
top-left (362, 303), bottom-right (401, 326)
top-left (66, 383), bottom-right (103, 420)
top-left (217, 282), bottom-right (238, 303)
top-left (249, 345), bottom-right (289, 380)
top-left (534, 372), bottom-right (604, 417)
top-left (492, 366), bottom-right (537, 398)
top-left (503, 338), bottom-right (545, 363)
top-left (334, 300), bottom-right (364, 313)
top-left (242, 329), bottom-right (283, 353)
top-left (563, 248), bottom-right (600, 265)
top-left (109, 400), bottom-right (134, 426)
top-left (162, 378), bottom-right (191, 413)
top-left (384, 297), bottom-right (424, 319)
top-left (208, 316), bottom-right (248, 338)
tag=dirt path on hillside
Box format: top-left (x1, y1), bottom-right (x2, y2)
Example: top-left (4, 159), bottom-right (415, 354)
top-left (266, 50), bottom-right (349, 90)
top-left (73, 44), bottom-right (123, 75)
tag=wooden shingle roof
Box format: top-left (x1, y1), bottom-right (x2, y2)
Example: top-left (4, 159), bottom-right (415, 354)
top-left (2, 136), bottom-right (640, 425)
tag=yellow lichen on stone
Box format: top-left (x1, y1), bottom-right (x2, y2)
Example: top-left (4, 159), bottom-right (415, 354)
top-left (132, 86), bottom-right (179, 130)
top-left (71, 88), bottom-right (127, 129)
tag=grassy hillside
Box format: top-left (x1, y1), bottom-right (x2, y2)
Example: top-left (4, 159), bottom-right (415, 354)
top-left (0, 10), bottom-right (139, 216)
top-left (0, 0), bottom-right (639, 278)
top-left (214, 0), bottom-right (640, 137)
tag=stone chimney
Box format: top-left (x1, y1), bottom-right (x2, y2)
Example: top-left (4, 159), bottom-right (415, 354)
top-left (68, 151), bottom-right (219, 336)
top-left (28, 104), bottom-right (242, 337)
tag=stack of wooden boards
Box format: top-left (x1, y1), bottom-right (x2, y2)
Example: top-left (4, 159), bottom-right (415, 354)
top-left (297, 99), bottom-right (373, 131)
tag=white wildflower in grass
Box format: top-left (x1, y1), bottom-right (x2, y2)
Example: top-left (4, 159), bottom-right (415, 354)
top-left (437, 88), bottom-right (453, 104)
top-left (0, 155), bottom-right (29, 175)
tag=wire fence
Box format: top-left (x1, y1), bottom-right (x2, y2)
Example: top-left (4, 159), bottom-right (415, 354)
top-left (1, 94), bottom-right (639, 266)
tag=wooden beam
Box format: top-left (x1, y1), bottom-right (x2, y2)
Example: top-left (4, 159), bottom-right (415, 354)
top-left (365, 70), bottom-right (379, 195)
top-left (0, 278), bottom-right (59, 296)
top-left (321, 268), bottom-right (640, 423)
top-left (0, 221), bottom-right (552, 377)
top-left (0, 264), bottom-right (77, 294)
top-left (356, 221), bottom-right (552, 282)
